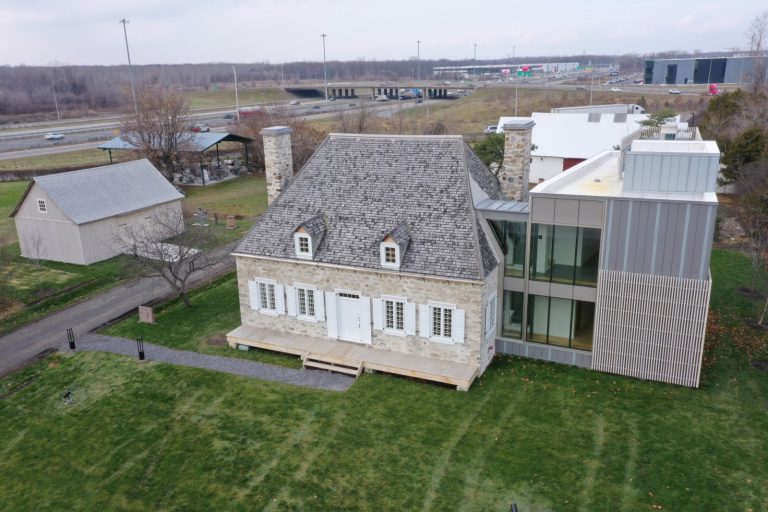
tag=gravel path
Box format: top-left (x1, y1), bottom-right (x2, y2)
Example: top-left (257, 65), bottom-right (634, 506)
top-left (63, 334), bottom-right (354, 392)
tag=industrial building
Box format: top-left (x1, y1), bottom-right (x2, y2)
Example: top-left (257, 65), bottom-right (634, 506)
top-left (644, 56), bottom-right (768, 84)
top-left (433, 62), bottom-right (579, 79)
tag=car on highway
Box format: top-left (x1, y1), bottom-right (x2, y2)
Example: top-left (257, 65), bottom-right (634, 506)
top-left (483, 125), bottom-right (497, 134)
top-left (288, 100), bottom-right (300, 105)
top-left (609, 87), bottom-right (622, 92)
top-left (191, 123), bottom-right (210, 132)
top-left (375, 95), bottom-right (390, 102)
top-left (44, 132), bottom-right (65, 140)
top-left (668, 88), bottom-right (682, 95)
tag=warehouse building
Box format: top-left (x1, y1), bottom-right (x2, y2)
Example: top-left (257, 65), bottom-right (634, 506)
top-left (644, 56), bottom-right (767, 85)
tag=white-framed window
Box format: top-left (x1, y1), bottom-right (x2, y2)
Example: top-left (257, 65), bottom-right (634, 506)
top-left (294, 233), bottom-right (313, 260)
top-left (419, 301), bottom-right (465, 344)
top-left (485, 293), bottom-right (497, 338)
top-left (37, 199), bottom-right (47, 213)
top-left (248, 278), bottom-right (285, 315)
top-left (297, 286), bottom-right (316, 318)
top-left (380, 242), bottom-right (400, 269)
top-left (384, 297), bottom-right (405, 333)
top-left (432, 305), bottom-right (453, 340)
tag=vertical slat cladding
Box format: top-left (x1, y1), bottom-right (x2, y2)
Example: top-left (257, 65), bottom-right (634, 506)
top-left (699, 206), bottom-right (716, 280)
top-left (593, 269), bottom-right (709, 387)
top-left (622, 202), bottom-right (633, 271)
top-left (678, 204), bottom-right (691, 277)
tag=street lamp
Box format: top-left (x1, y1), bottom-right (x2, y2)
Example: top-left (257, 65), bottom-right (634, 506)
top-left (119, 18), bottom-right (138, 115)
top-left (51, 77), bottom-right (61, 121)
top-left (474, 43), bottom-right (478, 81)
top-left (232, 65), bottom-right (240, 123)
top-left (321, 33), bottom-right (328, 100)
top-left (417, 40), bottom-right (422, 81)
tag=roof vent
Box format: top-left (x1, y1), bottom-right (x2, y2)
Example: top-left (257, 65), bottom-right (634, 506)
top-left (587, 113), bottom-right (601, 123)
top-left (613, 113), bottom-right (627, 123)
top-left (594, 178), bottom-right (601, 183)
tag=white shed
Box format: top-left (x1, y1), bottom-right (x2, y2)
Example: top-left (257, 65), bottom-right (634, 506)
top-left (10, 159), bottom-right (184, 265)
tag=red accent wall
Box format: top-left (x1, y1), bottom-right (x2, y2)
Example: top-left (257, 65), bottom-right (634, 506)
top-left (563, 158), bottom-right (585, 171)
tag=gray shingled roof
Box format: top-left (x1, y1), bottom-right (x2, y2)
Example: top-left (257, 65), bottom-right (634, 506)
top-left (23, 159), bottom-right (183, 225)
top-left (237, 134), bottom-right (499, 281)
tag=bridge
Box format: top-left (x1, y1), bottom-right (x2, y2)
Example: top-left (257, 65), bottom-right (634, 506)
top-left (284, 81), bottom-right (475, 99)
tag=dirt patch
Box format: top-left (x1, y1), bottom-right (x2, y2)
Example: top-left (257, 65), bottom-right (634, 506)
top-left (737, 287), bottom-right (766, 300)
top-left (750, 360), bottom-right (768, 373)
top-left (207, 334), bottom-right (227, 346)
top-left (719, 217), bottom-right (746, 239)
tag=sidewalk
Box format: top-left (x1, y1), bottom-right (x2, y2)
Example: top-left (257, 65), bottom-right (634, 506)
top-left (65, 334), bottom-right (354, 392)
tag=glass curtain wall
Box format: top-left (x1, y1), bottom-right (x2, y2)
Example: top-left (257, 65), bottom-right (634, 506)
top-left (526, 295), bottom-right (595, 351)
top-left (488, 220), bottom-right (527, 278)
top-left (501, 291), bottom-right (524, 338)
top-left (529, 224), bottom-right (600, 287)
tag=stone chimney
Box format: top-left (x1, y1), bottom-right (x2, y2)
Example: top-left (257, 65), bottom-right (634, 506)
top-left (261, 126), bottom-right (293, 205)
top-left (498, 119), bottom-right (535, 202)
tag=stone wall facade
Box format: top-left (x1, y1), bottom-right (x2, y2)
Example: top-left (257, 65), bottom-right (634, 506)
top-left (499, 122), bottom-right (534, 201)
top-left (261, 126), bottom-right (294, 205)
top-left (235, 255), bottom-right (493, 369)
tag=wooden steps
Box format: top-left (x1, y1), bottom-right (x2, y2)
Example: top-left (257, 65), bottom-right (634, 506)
top-left (303, 353), bottom-right (363, 377)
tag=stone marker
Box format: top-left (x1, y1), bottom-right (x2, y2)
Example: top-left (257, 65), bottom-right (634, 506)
top-left (138, 305), bottom-right (155, 324)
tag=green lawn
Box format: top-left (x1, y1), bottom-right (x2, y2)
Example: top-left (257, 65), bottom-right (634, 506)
top-left (0, 248), bottom-right (766, 511)
top-left (0, 175), bottom-right (266, 334)
top-left (0, 148), bottom-right (123, 173)
top-left (184, 87), bottom-right (292, 109)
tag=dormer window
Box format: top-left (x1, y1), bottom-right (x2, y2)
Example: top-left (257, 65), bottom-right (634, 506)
top-left (294, 232), bottom-right (313, 260)
top-left (380, 241), bottom-right (400, 269)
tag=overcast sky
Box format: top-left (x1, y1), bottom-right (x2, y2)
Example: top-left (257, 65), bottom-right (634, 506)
top-left (0, 0), bottom-right (764, 66)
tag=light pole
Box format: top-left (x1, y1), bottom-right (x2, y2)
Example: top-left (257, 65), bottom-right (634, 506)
top-left (513, 45), bottom-right (518, 116)
top-left (417, 40), bottom-right (421, 81)
top-left (119, 18), bottom-right (138, 115)
top-left (51, 77), bottom-right (61, 121)
top-left (321, 33), bottom-right (328, 100)
top-left (474, 43), bottom-right (478, 82)
top-left (232, 65), bottom-right (240, 123)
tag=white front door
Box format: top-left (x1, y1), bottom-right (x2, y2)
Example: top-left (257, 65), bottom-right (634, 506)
top-left (337, 293), bottom-right (362, 342)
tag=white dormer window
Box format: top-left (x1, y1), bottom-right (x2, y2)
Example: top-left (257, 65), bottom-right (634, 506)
top-left (37, 199), bottom-right (47, 213)
top-left (380, 242), bottom-right (400, 269)
top-left (294, 232), bottom-right (313, 260)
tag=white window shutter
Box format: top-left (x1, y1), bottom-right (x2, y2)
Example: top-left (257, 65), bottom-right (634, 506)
top-left (359, 296), bottom-right (372, 343)
top-left (452, 308), bottom-right (465, 344)
top-left (325, 292), bottom-right (337, 338)
top-left (286, 286), bottom-right (297, 316)
top-left (372, 298), bottom-right (383, 330)
top-left (418, 304), bottom-right (430, 339)
top-left (274, 284), bottom-right (285, 315)
top-left (404, 302), bottom-right (416, 336)
top-left (248, 281), bottom-right (260, 310)
top-left (314, 290), bottom-right (325, 321)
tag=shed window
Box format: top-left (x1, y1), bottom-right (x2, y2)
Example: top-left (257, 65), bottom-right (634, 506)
top-left (432, 306), bottom-right (453, 339)
top-left (37, 199), bottom-right (47, 213)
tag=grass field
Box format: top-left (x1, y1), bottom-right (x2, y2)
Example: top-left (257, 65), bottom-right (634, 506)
top-left (0, 175), bottom-right (266, 334)
top-left (0, 248), bottom-right (766, 511)
top-left (0, 148), bottom-right (120, 173)
top-left (184, 87), bottom-right (292, 109)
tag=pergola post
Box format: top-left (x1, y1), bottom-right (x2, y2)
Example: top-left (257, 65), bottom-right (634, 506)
top-left (216, 143), bottom-right (221, 168)
top-left (200, 155), bottom-right (206, 186)
top-left (108, 149), bottom-right (113, 164)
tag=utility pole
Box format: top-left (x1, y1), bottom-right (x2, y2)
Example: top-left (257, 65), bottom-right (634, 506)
top-left (417, 40), bottom-right (421, 81)
top-left (232, 65), bottom-right (240, 124)
top-left (51, 78), bottom-right (61, 121)
top-left (321, 33), bottom-right (328, 101)
top-left (513, 45), bottom-right (518, 116)
top-left (119, 18), bottom-right (138, 115)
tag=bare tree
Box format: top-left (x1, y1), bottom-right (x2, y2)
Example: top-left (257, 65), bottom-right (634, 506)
top-left (121, 89), bottom-right (192, 180)
top-left (735, 159), bottom-right (768, 325)
top-left (117, 209), bottom-right (227, 307)
top-left (747, 11), bottom-right (768, 93)
top-left (334, 99), bottom-right (372, 133)
top-left (21, 229), bottom-right (44, 267)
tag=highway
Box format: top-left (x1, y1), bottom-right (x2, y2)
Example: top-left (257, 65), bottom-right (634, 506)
top-left (0, 98), bottom-right (450, 160)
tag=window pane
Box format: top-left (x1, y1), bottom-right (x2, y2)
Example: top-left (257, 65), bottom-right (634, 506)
top-left (268, 285), bottom-right (275, 310)
top-left (571, 300), bottom-right (595, 351)
top-left (259, 283), bottom-right (268, 310)
top-left (547, 297), bottom-right (572, 347)
top-left (504, 222), bottom-right (526, 278)
top-left (432, 307), bottom-right (441, 337)
top-left (396, 302), bottom-right (404, 331)
top-left (386, 300), bottom-right (394, 329)
top-left (443, 308), bottom-right (452, 338)
top-left (307, 290), bottom-right (315, 316)
top-left (527, 295), bottom-right (549, 343)
top-left (530, 224), bottom-right (554, 282)
top-left (502, 291), bottom-right (524, 339)
top-left (298, 288), bottom-right (306, 316)
top-left (574, 227), bottom-right (601, 287)
top-left (551, 225), bottom-right (578, 285)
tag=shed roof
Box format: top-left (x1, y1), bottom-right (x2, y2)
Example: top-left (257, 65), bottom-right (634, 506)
top-left (236, 133), bottom-right (500, 281)
top-left (10, 159), bottom-right (183, 224)
top-left (496, 112), bottom-right (653, 159)
top-left (98, 132), bottom-right (254, 153)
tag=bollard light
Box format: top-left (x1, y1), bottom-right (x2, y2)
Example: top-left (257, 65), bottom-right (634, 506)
top-left (136, 337), bottom-right (145, 361)
top-left (67, 328), bottom-right (76, 350)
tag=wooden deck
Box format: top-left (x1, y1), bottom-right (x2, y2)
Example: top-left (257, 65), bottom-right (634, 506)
top-left (226, 325), bottom-right (479, 391)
